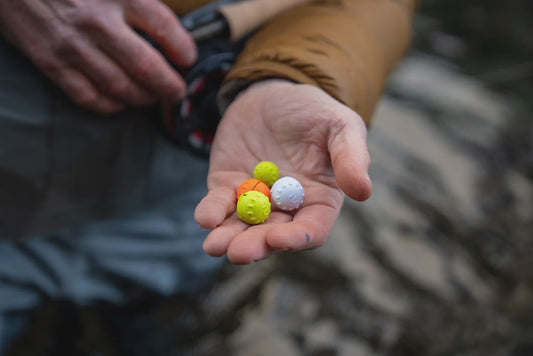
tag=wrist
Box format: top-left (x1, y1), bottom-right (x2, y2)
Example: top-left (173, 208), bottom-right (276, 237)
top-left (217, 78), bottom-right (294, 114)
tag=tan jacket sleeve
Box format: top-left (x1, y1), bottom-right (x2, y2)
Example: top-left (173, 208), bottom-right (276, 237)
top-left (162, 0), bottom-right (212, 15)
top-left (221, 0), bottom-right (418, 125)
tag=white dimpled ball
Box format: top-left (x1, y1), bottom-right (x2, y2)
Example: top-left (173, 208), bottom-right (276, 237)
top-left (271, 176), bottom-right (304, 211)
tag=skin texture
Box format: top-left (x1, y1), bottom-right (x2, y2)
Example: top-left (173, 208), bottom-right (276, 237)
top-left (195, 79), bottom-right (372, 264)
top-left (0, 0), bottom-right (196, 114)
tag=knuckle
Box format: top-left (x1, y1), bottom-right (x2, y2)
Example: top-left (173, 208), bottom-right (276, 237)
top-left (50, 27), bottom-right (80, 57)
top-left (72, 91), bottom-right (123, 114)
top-left (131, 54), bottom-right (183, 98)
top-left (31, 50), bottom-right (63, 73)
top-left (66, 3), bottom-right (106, 31)
top-left (78, 13), bottom-right (108, 33)
top-left (71, 90), bottom-right (98, 108)
top-left (107, 79), bottom-right (130, 97)
top-left (131, 55), bottom-right (158, 81)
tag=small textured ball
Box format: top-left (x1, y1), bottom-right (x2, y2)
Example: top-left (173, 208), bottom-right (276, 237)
top-left (253, 161), bottom-right (279, 188)
top-left (271, 176), bottom-right (304, 211)
top-left (237, 191), bottom-right (271, 225)
top-left (236, 178), bottom-right (271, 202)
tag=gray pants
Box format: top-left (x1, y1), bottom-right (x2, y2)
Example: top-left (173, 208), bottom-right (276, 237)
top-left (0, 38), bottom-right (223, 323)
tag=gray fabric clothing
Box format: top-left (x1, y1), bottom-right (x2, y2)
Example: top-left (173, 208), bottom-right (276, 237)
top-left (0, 39), bottom-right (224, 313)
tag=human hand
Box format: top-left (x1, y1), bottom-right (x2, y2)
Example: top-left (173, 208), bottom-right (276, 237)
top-left (195, 80), bottom-right (372, 264)
top-left (0, 0), bottom-right (196, 114)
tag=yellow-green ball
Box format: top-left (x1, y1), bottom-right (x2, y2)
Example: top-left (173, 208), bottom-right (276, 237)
top-left (253, 161), bottom-right (279, 188)
top-left (237, 191), bottom-right (271, 225)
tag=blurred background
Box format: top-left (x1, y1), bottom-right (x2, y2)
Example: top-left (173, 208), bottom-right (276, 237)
top-left (6, 1), bottom-right (533, 355)
top-left (417, 0), bottom-right (533, 102)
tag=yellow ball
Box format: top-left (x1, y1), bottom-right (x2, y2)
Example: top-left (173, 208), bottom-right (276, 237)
top-left (253, 161), bottom-right (279, 188)
top-left (237, 191), bottom-right (271, 225)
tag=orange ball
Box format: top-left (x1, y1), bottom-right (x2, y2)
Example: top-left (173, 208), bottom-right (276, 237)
top-left (236, 178), bottom-right (271, 202)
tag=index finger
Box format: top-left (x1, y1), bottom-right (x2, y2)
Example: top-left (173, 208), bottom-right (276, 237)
top-left (97, 23), bottom-right (187, 102)
top-left (125, 0), bottom-right (197, 66)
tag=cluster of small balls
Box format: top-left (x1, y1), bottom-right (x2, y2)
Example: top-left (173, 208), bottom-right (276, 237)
top-left (236, 161), bottom-right (305, 225)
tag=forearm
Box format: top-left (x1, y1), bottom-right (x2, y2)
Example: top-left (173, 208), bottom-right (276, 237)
top-left (222, 0), bottom-right (418, 125)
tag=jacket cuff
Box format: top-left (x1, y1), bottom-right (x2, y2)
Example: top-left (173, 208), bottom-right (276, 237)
top-left (217, 60), bottom-right (318, 114)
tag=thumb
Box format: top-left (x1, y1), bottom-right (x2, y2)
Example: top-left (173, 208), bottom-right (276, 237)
top-left (328, 111), bottom-right (372, 202)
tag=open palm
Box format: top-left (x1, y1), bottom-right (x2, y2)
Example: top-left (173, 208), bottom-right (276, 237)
top-left (195, 80), bottom-right (372, 264)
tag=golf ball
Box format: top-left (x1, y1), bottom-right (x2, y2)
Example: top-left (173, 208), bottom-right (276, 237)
top-left (236, 178), bottom-right (271, 202)
top-left (271, 176), bottom-right (304, 211)
top-left (237, 190), bottom-right (271, 225)
top-left (253, 161), bottom-right (279, 188)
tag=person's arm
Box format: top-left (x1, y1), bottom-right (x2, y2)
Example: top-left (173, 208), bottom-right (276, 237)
top-left (0, 0), bottom-right (197, 114)
top-left (195, 0), bottom-right (417, 264)
top-left (220, 0), bottom-right (418, 124)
